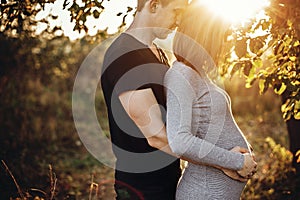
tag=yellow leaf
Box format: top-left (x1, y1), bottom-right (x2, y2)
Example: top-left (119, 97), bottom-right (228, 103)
top-left (287, 19), bottom-right (293, 27)
top-left (268, 188), bottom-right (275, 194)
top-left (259, 79), bottom-right (266, 94)
top-left (293, 40), bottom-right (300, 47)
top-left (294, 111), bottom-right (300, 120)
top-left (295, 100), bottom-right (300, 110)
top-left (289, 56), bottom-right (296, 61)
top-left (291, 80), bottom-right (300, 86)
top-left (296, 150), bottom-right (300, 163)
top-left (252, 58), bottom-right (263, 68)
top-left (274, 83), bottom-right (287, 95)
top-left (281, 99), bottom-right (292, 113)
top-left (245, 82), bottom-right (252, 88)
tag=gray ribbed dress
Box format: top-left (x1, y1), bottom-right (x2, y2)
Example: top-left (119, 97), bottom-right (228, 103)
top-left (165, 61), bottom-right (251, 200)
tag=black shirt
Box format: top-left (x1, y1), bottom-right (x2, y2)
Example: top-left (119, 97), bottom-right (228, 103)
top-left (101, 33), bottom-right (181, 199)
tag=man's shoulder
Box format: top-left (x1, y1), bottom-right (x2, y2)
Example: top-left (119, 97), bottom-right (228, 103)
top-left (103, 33), bottom-right (148, 65)
top-left (107, 33), bottom-right (146, 54)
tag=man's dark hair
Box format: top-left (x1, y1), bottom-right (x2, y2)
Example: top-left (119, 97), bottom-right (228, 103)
top-left (137, 0), bottom-right (173, 12)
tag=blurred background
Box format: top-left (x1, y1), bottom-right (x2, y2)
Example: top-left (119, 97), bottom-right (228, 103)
top-left (0, 0), bottom-right (299, 199)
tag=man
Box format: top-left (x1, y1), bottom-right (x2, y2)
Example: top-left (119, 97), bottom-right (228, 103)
top-left (101, 0), bottom-right (188, 199)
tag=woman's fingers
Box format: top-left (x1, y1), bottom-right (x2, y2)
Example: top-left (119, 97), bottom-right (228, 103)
top-left (237, 153), bottom-right (257, 177)
top-left (230, 146), bottom-right (249, 154)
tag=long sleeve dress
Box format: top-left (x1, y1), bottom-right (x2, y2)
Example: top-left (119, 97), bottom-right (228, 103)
top-left (165, 61), bottom-right (251, 200)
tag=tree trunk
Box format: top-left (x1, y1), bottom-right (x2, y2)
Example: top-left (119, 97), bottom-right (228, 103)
top-left (286, 117), bottom-right (300, 174)
top-left (282, 93), bottom-right (300, 174)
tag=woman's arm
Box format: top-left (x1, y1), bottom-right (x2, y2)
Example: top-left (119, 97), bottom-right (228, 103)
top-left (165, 67), bottom-right (250, 171)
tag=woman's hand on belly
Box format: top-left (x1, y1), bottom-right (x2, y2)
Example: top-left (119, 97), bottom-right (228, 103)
top-left (237, 153), bottom-right (257, 178)
top-left (229, 146), bottom-right (257, 179)
top-left (217, 146), bottom-right (252, 182)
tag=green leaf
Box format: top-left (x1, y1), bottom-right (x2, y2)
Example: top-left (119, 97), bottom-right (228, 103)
top-left (80, 14), bottom-right (86, 22)
top-left (245, 77), bottom-right (257, 88)
top-left (252, 58), bottom-right (263, 68)
top-left (93, 10), bottom-right (100, 18)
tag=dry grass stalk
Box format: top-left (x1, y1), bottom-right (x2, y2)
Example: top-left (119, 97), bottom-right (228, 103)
top-left (1, 160), bottom-right (25, 199)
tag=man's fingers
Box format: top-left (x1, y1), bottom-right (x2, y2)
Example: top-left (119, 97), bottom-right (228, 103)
top-left (222, 169), bottom-right (249, 182)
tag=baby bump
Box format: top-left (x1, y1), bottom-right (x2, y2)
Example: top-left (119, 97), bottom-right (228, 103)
top-left (177, 164), bottom-right (246, 200)
top-left (217, 121), bottom-right (251, 152)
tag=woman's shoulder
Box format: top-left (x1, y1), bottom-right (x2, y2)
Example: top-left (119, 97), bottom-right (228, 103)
top-left (171, 61), bottom-right (191, 72)
top-left (167, 61), bottom-right (191, 76)
top-left (167, 61), bottom-right (203, 82)
top-left (165, 62), bottom-right (199, 91)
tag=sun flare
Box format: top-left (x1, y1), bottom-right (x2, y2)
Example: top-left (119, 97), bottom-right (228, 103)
top-left (196, 0), bottom-right (270, 24)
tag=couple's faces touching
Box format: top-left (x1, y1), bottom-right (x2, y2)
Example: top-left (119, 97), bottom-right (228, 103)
top-left (150, 0), bottom-right (188, 39)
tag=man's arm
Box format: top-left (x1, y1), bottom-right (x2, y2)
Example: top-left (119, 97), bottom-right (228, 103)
top-left (119, 88), bottom-right (175, 155)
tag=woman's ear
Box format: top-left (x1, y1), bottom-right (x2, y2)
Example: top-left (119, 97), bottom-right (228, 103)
top-left (149, 0), bottom-right (159, 13)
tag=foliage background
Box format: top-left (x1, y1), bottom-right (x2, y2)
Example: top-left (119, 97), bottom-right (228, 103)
top-left (0, 0), bottom-right (299, 199)
top-left (0, 33), bottom-right (299, 199)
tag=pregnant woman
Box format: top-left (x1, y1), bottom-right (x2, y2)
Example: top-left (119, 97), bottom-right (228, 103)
top-left (165, 2), bottom-right (257, 199)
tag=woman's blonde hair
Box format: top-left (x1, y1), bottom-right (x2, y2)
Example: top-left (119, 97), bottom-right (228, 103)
top-left (173, 3), bottom-right (230, 72)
